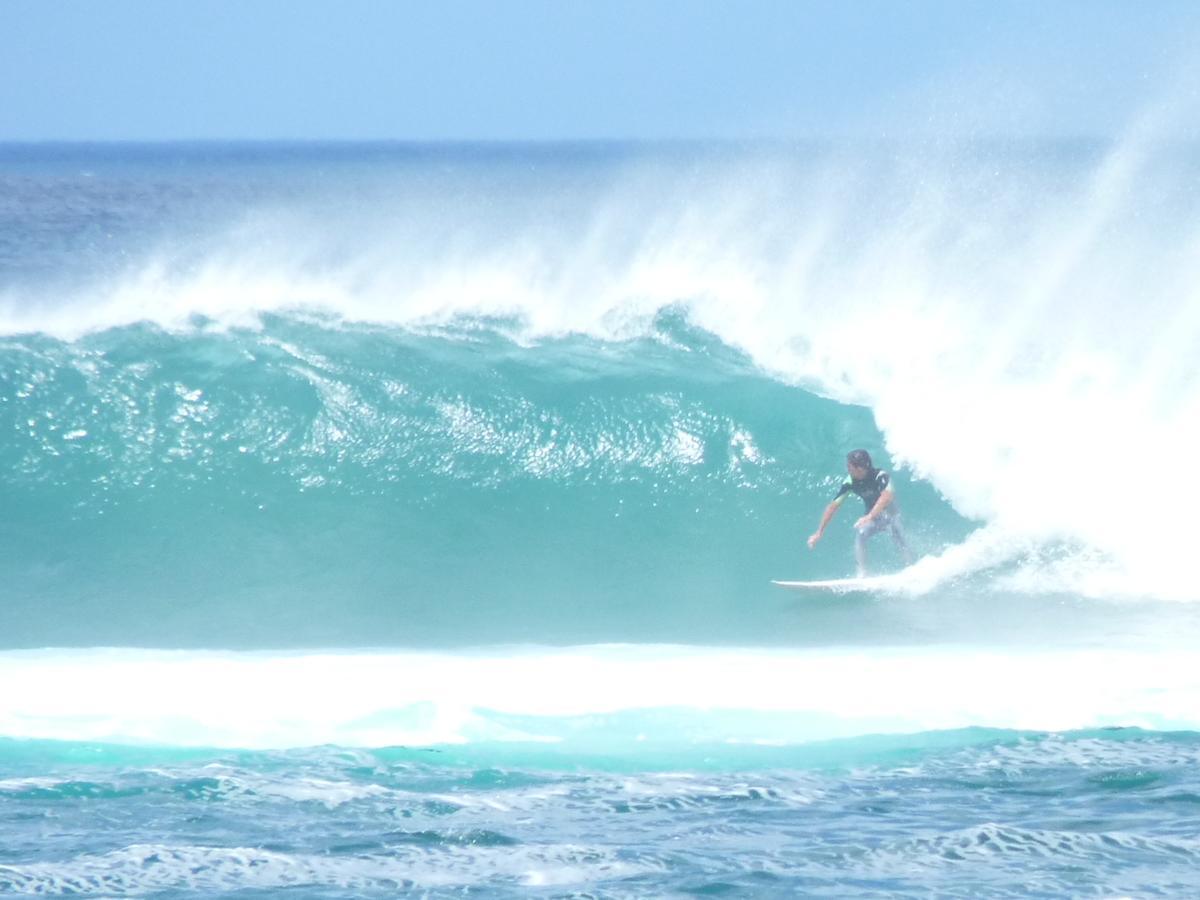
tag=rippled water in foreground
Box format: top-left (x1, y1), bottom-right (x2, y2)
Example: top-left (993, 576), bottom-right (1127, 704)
top-left (2, 731), bottom-right (1198, 897)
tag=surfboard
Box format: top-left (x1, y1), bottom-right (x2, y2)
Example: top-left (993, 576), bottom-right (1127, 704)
top-left (771, 575), bottom-right (898, 593)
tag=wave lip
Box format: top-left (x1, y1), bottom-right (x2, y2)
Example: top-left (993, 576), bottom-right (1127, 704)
top-left (2, 644), bottom-right (1197, 751)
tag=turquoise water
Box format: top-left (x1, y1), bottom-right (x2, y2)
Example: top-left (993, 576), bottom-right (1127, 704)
top-left (0, 315), bottom-right (940, 648)
top-left (1, 141), bottom-right (1198, 895)
top-left (4, 732), bottom-right (1200, 896)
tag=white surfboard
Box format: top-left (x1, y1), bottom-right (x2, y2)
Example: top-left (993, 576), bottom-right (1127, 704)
top-left (771, 574), bottom-right (901, 593)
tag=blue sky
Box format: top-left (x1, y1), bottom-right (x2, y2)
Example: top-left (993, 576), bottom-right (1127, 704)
top-left (3, 0), bottom-right (1198, 141)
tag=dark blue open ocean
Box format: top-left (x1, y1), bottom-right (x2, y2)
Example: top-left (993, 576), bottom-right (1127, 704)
top-left (1, 141), bottom-right (1198, 896)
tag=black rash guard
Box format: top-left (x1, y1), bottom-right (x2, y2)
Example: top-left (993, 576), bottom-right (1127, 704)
top-left (833, 468), bottom-right (892, 513)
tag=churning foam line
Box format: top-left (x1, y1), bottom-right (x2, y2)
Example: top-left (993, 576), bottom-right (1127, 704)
top-left (1, 644), bottom-right (1197, 750)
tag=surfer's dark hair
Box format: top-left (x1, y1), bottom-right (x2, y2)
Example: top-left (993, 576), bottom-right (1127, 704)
top-left (847, 449), bottom-right (873, 469)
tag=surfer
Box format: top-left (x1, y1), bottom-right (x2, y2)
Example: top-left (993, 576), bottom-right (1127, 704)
top-left (807, 449), bottom-right (912, 577)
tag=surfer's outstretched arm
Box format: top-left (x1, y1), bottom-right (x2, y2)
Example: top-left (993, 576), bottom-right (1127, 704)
top-left (807, 500), bottom-right (842, 549)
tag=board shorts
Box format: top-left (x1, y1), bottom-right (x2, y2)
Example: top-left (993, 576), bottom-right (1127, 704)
top-left (855, 508), bottom-right (903, 540)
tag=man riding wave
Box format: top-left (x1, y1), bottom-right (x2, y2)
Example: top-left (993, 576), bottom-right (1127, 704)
top-left (807, 449), bottom-right (913, 577)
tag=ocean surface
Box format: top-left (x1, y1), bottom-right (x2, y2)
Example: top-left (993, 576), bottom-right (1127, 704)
top-left (1, 140), bottom-right (1198, 896)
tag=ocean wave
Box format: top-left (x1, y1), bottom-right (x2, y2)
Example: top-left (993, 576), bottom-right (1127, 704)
top-left (1, 141), bottom-right (1197, 646)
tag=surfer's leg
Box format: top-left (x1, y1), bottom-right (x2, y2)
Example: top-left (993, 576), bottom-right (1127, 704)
top-left (854, 519), bottom-right (883, 577)
top-left (854, 529), bottom-right (868, 577)
top-left (888, 512), bottom-right (914, 565)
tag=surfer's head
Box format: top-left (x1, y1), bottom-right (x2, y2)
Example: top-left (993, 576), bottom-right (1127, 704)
top-left (846, 449), bottom-right (873, 477)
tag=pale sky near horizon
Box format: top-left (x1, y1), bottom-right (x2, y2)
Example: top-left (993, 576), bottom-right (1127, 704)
top-left (2, 0), bottom-right (1199, 142)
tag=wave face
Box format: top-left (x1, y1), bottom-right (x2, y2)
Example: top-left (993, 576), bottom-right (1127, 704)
top-left (1, 315), bottom-right (954, 647)
top-left (1, 141), bottom-right (1199, 651)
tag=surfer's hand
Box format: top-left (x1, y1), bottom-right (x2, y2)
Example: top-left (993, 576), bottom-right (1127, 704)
top-left (855, 516), bottom-right (872, 530)
top-left (807, 533), bottom-right (820, 549)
